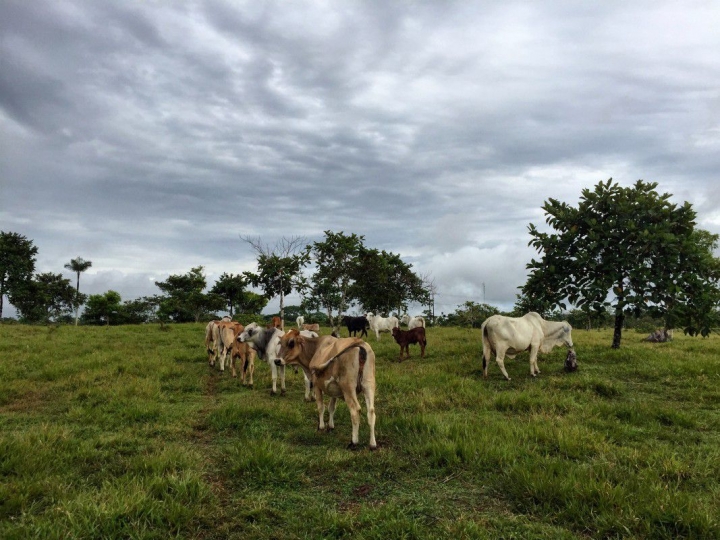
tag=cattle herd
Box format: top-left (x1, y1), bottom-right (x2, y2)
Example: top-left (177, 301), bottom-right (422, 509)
top-left (204, 311), bottom-right (575, 450)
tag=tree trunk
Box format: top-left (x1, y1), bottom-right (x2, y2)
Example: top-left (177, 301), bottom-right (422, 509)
top-left (612, 309), bottom-right (624, 349)
top-left (75, 273), bottom-right (81, 326)
top-left (0, 285), bottom-right (4, 319)
top-left (279, 291), bottom-right (285, 330)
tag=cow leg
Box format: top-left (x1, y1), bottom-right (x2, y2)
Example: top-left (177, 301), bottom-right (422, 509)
top-left (218, 348), bottom-right (227, 373)
top-left (327, 397), bottom-right (337, 431)
top-left (529, 346), bottom-right (540, 376)
top-left (495, 348), bottom-right (511, 381)
top-left (245, 355), bottom-right (255, 388)
top-left (315, 388), bottom-right (326, 431)
top-left (270, 361), bottom-right (278, 395)
top-left (363, 384), bottom-right (377, 450)
top-left (346, 392), bottom-right (362, 448)
top-left (279, 364), bottom-right (286, 396)
top-left (230, 352), bottom-right (237, 378)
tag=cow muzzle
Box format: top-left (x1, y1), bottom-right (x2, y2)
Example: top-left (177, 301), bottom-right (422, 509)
top-left (274, 359), bottom-right (284, 366)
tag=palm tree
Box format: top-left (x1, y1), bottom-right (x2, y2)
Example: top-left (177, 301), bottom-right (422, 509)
top-left (64, 257), bottom-right (92, 326)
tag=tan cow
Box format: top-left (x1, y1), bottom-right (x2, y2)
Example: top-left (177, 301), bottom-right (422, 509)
top-left (215, 321), bottom-right (256, 385)
top-left (301, 323), bottom-right (320, 333)
top-left (205, 316), bottom-right (231, 365)
top-left (276, 329), bottom-right (377, 450)
top-left (481, 312), bottom-right (574, 380)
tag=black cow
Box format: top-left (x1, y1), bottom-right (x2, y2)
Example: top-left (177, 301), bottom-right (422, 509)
top-left (342, 315), bottom-right (369, 338)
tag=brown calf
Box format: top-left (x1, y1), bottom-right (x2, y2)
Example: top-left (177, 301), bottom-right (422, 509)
top-left (391, 326), bottom-right (427, 361)
top-left (276, 329), bottom-right (377, 450)
top-left (267, 316), bottom-right (283, 330)
top-left (216, 321), bottom-right (256, 385)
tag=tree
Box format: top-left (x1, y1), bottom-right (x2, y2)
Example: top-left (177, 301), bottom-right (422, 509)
top-left (523, 179), bottom-right (720, 348)
top-left (454, 301), bottom-right (500, 328)
top-left (210, 273), bottom-right (267, 316)
top-left (82, 290), bottom-right (123, 325)
top-left (155, 266), bottom-right (225, 322)
top-left (351, 248), bottom-right (429, 316)
top-left (64, 257), bottom-right (92, 326)
top-left (305, 231), bottom-right (365, 329)
top-left (12, 272), bottom-right (77, 323)
top-left (242, 236), bottom-right (309, 327)
top-left (0, 231), bottom-right (38, 319)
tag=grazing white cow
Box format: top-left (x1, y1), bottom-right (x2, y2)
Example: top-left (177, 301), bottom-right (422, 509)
top-left (365, 312), bottom-right (399, 341)
top-left (238, 322), bottom-right (317, 399)
top-left (276, 329), bottom-right (377, 450)
top-left (296, 316), bottom-right (305, 328)
top-left (400, 313), bottom-right (426, 329)
top-left (481, 312), bottom-right (574, 380)
top-left (301, 323), bottom-right (320, 333)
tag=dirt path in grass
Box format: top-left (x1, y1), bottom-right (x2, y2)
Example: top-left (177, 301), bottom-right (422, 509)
top-left (190, 373), bottom-right (235, 537)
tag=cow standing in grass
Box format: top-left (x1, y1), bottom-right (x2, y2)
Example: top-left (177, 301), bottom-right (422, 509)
top-left (276, 329), bottom-right (377, 450)
top-left (391, 326), bottom-right (427, 361)
top-left (481, 312), bottom-right (574, 380)
top-left (366, 312), bottom-right (399, 341)
top-left (238, 322), bottom-right (317, 399)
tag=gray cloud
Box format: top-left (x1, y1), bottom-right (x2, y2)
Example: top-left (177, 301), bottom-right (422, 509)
top-left (2, 0), bottom-right (719, 318)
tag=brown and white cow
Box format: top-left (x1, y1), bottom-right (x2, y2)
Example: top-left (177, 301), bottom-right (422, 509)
top-left (391, 326), bottom-right (427, 361)
top-left (267, 316), bottom-right (283, 330)
top-left (481, 312), bottom-right (574, 380)
top-left (215, 321), bottom-right (256, 385)
top-left (238, 322), bottom-right (317, 398)
top-left (276, 329), bottom-right (377, 450)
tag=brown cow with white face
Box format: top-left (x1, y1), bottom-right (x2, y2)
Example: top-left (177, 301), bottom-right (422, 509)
top-left (276, 330), bottom-right (377, 450)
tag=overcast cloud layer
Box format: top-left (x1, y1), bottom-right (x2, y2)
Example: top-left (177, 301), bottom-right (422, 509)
top-left (2, 0), bottom-right (720, 317)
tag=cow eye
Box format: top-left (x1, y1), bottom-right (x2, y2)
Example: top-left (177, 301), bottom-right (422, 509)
top-left (288, 339), bottom-right (295, 348)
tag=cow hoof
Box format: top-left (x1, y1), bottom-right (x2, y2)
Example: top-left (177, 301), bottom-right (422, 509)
top-left (270, 390), bottom-right (277, 396)
top-left (280, 389), bottom-right (286, 396)
top-left (369, 444), bottom-right (378, 451)
top-left (304, 397), bottom-right (313, 403)
top-left (326, 426), bottom-right (334, 432)
top-left (249, 384), bottom-right (254, 389)
top-left (347, 442), bottom-right (359, 451)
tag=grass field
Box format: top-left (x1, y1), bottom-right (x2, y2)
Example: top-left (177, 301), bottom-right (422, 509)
top-left (1, 323), bottom-right (719, 539)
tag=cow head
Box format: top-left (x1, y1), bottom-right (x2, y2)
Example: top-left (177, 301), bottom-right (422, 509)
top-left (276, 329), bottom-right (304, 366)
top-left (238, 322), bottom-right (260, 343)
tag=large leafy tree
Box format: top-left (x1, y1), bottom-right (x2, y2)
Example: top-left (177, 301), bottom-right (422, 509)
top-left (209, 272), bottom-right (265, 317)
top-left (64, 256), bottom-right (92, 326)
top-left (82, 290), bottom-right (123, 326)
top-left (242, 236), bottom-right (309, 326)
top-left (351, 247), bottom-right (429, 316)
top-left (305, 231), bottom-right (365, 328)
top-left (155, 266), bottom-right (224, 323)
top-left (12, 272), bottom-right (77, 323)
top-left (523, 179), bottom-right (720, 348)
top-left (0, 231), bottom-right (38, 319)
top-left (453, 301), bottom-right (500, 328)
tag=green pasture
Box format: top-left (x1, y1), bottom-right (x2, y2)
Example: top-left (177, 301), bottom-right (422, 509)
top-left (1, 323), bottom-right (719, 539)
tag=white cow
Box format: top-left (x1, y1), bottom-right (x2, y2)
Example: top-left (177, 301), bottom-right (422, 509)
top-left (296, 315), bottom-right (305, 329)
top-left (204, 316), bottom-right (232, 366)
top-left (365, 312), bottom-right (399, 341)
top-left (481, 312), bottom-right (574, 380)
top-left (238, 322), bottom-right (318, 399)
top-left (400, 313), bottom-right (426, 329)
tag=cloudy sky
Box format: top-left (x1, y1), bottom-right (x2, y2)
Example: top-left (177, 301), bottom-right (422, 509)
top-left (2, 0), bottom-right (719, 318)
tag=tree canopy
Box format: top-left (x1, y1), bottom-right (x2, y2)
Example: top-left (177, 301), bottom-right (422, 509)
top-left (0, 231), bottom-right (38, 319)
top-left (522, 179), bottom-right (720, 347)
top-left (155, 266), bottom-right (224, 323)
